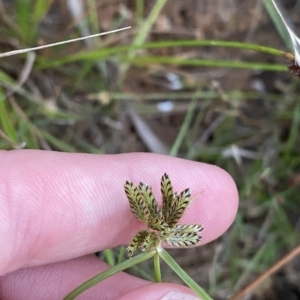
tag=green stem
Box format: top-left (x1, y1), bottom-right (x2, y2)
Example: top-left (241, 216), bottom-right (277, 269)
top-left (127, 56), bottom-right (287, 72)
top-left (131, 0), bottom-right (167, 48)
top-left (135, 0), bottom-right (144, 26)
top-left (154, 251), bottom-right (162, 282)
top-left (169, 91), bottom-right (199, 156)
top-left (158, 247), bottom-right (213, 300)
top-left (79, 40), bottom-right (286, 60)
top-left (103, 249), bottom-right (115, 266)
top-left (56, 40), bottom-right (285, 60)
top-left (63, 251), bottom-right (156, 300)
top-left (261, 0), bottom-right (292, 50)
top-left (37, 40), bottom-right (291, 69)
top-left (120, 0), bottom-right (168, 78)
top-left (106, 91), bottom-right (283, 102)
top-left (117, 246), bottom-right (126, 264)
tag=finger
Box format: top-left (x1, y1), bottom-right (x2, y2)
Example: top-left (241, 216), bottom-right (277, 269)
top-left (1, 255), bottom-right (147, 300)
top-left (118, 284), bottom-right (201, 300)
top-left (0, 150), bottom-right (238, 275)
top-left (1, 255), bottom-right (201, 300)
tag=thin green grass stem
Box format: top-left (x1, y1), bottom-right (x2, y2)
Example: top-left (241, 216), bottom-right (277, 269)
top-left (158, 247), bottom-right (213, 300)
top-left (0, 92), bottom-right (18, 142)
top-left (154, 251), bottom-right (162, 282)
top-left (63, 251), bottom-right (156, 300)
top-left (40, 130), bottom-right (77, 152)
top-left (87, 0), bottom-right (100, 34)
top-left (120, 0), bottom-right (167, 77)
top-left (130, 264), bottom-right (155, 281)
top-left (284, 99), bottom-right (300, 150)
top-left (117, 246), bottom-right (126, 264)
top-left (103, 249), bottom-right (115, 266)
top-left (131, 0), bottom-right (167, 48)
top-left (107, 91), bottom-right (283, 102)
top-left (81, 40), bottom-right (285, 60)
top-left (135, 0), bottom-right (144, 26)
top-left (170, 93), bottom-right (199, 156)
top-left (33, 0), bottom-right (54, 31)
top-left (262, 0), bottom-right (292, 50)
top-left (39, 40), bottom-right (287, 68)
top-left (128, 56), bottom-right (287, 72)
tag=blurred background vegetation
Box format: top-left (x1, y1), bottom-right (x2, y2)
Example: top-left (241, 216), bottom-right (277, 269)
top-left (0, 0), bottom-right (300, 299)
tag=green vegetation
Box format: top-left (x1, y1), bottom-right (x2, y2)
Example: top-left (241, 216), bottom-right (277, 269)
top-left (0, 0), bottom-right (299, 298)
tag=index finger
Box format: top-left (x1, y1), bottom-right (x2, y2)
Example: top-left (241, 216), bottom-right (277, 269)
top-left (0, 150), bottom-right (238, 275)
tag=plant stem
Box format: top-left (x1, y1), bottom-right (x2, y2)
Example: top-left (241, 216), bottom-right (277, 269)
top-left (169, 91), bottom-right (199, 156)
top-left (103, 249), bottom-right (115, 266)
top-left (120, 0), bottom-right (168, 77)
top-left (131, 0), bottom-right (167, 48)
top-left (135, 0), bottom-right (144, 26)
top-left (154, 250), bottom-right (162, 282)
top-left (63, 250), bottom-right (156, 300)
top-left (158, 247), bottom-right (213, 300)
top-left (41, 39), bottom-right (287, 67)
top-left (262, 0), bottom-right (292, 50)
top-left (85, 40), bottom-right (286, 59)
top-left (128, 56), bottom-right (287, 72)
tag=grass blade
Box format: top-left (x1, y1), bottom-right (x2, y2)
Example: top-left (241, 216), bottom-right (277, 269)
top-left (36, 40), bottom-right (285, 68)
top-left (0, 89), bottom-right (17, 142)
top-left (262, 0), bottom-right (292, 50)
top-left (128, 56), bottom-right (287, 72)
top-left (158, 247), bottom-right (213, 300)
top-left (63, 251), bottom-right (156, 300)
top-left (169, 92), bottom-right (199, 156)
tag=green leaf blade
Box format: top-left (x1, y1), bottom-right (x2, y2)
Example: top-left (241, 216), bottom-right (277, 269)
top-left (64, 251), bottom-right (156, 300)
top-left (158, 248), bottom-right (213, 300)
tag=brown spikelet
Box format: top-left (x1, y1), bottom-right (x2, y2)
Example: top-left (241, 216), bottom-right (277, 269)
top-left (124, 182), bottom-right (149, 224)
top-left (139, 182), bottom-right (162, 219)
top-left (165, 224), bottom-right (203, 248)
top-left (161, 173), bottom-right (175, 218)
top-left (167, 188), bottom-right (191, 227)
top-left (127, 230), bottom-right (149, 257)
top-left (125, 173), bottom-right (203, 257)
top-left (124, 182), bottom-right (141, 220)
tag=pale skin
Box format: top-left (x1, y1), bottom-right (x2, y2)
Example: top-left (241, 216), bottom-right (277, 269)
top-left (0, 150), bottom-right (239, 299)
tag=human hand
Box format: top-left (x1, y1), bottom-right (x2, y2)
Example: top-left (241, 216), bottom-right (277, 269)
top-left (0, 150), bottom-right (238, 299)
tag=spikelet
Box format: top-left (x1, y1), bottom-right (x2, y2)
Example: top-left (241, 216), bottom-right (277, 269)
top-left (124, 174), bottom-right (203, 257)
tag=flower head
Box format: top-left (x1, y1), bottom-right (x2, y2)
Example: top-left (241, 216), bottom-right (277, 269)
top-left (124, 173), bottom-right (203, 257)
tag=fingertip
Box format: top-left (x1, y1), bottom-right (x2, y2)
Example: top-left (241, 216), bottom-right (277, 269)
top-left (118, 283), bottom-right (202, 300)
top-left (188, 163), bottom-right (239, 243)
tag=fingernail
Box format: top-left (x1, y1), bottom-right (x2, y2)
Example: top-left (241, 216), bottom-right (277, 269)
top-left (160, 291), bottom-right (201, 300)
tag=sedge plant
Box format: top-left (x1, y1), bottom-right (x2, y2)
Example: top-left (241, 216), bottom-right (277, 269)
top-left (63, 173), bottom-right (213, 300)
